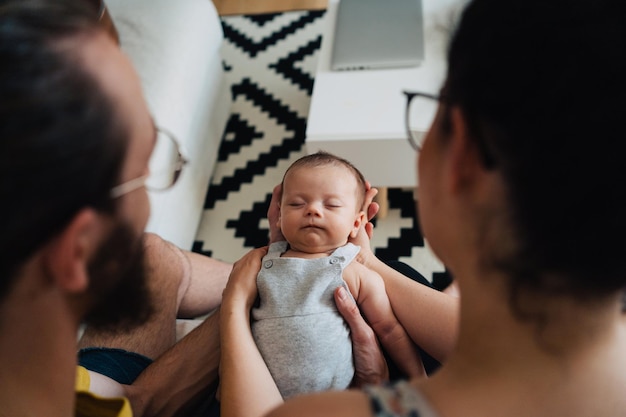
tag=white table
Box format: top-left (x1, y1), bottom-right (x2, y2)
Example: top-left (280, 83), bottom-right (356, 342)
top-left (306, 0), bottom-right (465, 188)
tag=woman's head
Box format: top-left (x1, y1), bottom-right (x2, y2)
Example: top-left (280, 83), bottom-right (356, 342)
top-left (439, 0), bottom-right (626, 300)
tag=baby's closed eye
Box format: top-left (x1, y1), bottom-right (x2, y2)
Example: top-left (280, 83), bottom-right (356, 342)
top-left (285, 198), bottom-right (305, 207)
top-left (325, 199), bottom-right (343, 208)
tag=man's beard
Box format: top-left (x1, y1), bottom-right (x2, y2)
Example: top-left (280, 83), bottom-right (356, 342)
top-left (81, 222), bottom-right (153, 332)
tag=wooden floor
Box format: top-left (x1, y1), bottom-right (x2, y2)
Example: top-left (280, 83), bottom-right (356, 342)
top-left (212, 0), bottom-right (328, 16)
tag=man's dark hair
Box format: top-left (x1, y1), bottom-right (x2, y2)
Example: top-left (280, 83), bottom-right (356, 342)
top-left (445, 0), bottom-right (626, 301)
top-left (0, 0), bottom-right (127, 299)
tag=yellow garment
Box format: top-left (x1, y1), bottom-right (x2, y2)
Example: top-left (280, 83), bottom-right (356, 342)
top-left (75, 366), bottom-right (133, 417)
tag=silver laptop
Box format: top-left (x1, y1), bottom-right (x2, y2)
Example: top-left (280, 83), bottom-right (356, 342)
top-left (331, 0), bottom-right (424, 71)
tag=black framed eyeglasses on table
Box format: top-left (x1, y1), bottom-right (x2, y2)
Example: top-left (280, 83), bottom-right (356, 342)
top-left (110, 127), bottom-right (189, 199)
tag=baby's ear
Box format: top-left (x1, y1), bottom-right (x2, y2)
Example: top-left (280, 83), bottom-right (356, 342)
top-left (350, 211), bottom-right (367, 238)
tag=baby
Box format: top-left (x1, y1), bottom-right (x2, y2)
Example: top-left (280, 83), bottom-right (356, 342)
top-left (252, 151), bottom-right (424, 399)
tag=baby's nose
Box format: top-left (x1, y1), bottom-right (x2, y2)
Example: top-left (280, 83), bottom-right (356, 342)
top-left (306, 202), bottom-right (323, 216)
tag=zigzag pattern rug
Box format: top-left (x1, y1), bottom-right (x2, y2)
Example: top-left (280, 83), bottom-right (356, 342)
top-left (193, 10), bottom-right (449, 285)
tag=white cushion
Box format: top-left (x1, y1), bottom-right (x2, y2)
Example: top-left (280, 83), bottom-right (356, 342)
top-left (106, 0), bottom-right (230, 249)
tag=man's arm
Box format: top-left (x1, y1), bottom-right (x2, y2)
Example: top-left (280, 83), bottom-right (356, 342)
top-left (124, 310), bottom-right (221, 417)
top-left (176, 248), bottom-right (232, 318)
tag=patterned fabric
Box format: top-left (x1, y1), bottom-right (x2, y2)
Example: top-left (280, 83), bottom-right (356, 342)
top-left (193, 10), bottom-right (449, 285)
top-left (365, 381), bottom-right (439, 417)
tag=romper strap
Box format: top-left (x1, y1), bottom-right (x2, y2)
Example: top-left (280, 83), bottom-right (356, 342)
top-left (329, 243), bottom-right (360, 269)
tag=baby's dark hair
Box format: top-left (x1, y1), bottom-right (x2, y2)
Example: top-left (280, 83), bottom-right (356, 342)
top-left (283, 151), bottom-right (367, 210)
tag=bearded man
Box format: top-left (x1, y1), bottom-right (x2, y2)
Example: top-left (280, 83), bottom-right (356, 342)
top-left (0, 1), bottom-right (233, 415)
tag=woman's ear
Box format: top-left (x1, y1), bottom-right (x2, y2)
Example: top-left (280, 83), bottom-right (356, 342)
top-left (350, 211), bottom-right (366, 238)
top-left (42, 208), bottom-right (104, 293)
top-left (445, 106), bottom-right (487, 195)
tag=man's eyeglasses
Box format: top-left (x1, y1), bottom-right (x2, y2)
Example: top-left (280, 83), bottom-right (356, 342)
top-left (110, 127), bottom-right (189, 199)
top-left (402, 90), bottom-right (440, 152)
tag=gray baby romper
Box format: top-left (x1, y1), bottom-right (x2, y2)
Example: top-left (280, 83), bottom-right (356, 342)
top-left (251, 241), bottom-right (359, 399)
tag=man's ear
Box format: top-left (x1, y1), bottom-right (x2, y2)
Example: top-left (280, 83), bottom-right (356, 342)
top-left (350, 211), bottom-right (366, 238)
top-left (446, 106), bottom-right (487, 195)
top-left (42, 208), bottom-right (104, 293)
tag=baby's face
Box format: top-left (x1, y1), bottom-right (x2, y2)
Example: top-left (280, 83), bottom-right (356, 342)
top-left (280, 164), bottom-right (365, 254)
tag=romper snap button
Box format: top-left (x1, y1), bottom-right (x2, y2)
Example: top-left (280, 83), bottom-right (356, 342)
top-left (330, 258), bottom-right (339, 265)
top-left (264, 260), bottom-right (273, 268)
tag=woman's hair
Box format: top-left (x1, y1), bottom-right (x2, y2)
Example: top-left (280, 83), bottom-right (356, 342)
top-left (445, 0), bottom-right (626, 301)
top-left (0, 0), bottom-right (127, 299)
top-left (283, 151), bottom-right (367, 209)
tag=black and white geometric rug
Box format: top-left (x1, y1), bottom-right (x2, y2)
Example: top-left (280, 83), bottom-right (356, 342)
top-left (193, 10), bottom-right (449, 285)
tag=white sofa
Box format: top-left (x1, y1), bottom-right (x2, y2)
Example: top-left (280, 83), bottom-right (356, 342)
top-left (106, 0), bottom-right (230, 250)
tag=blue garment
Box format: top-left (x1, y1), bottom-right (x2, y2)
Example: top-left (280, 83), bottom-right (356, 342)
top-left (78, 347), bottom-right (152, 385)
